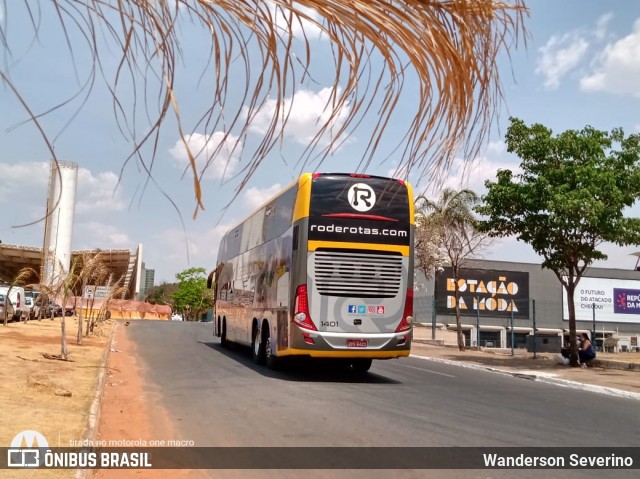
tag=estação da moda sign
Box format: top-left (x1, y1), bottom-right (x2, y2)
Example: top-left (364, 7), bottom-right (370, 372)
top-left (435, 268), bottom-right (530, 319)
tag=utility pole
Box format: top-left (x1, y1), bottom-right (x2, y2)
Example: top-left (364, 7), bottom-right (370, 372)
top-left (476, 296), bottom-right (480, 348)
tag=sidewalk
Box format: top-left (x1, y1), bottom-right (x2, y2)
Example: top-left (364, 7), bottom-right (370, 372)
top-left (410, 340), bottom-right (640, 400)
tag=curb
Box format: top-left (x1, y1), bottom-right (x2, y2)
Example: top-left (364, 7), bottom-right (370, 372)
top-left (593, 358), bottom-right (640, 372)
top-left (410, 354), bottom-right (640, 401)
top-left (75, 320), bottom-right (119, 479)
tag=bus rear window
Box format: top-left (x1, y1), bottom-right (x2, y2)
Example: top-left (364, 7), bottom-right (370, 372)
top-left (309, 175), bottom-right (409, 222)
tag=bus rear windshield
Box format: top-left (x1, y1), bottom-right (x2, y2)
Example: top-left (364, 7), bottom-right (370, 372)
top-left (308, 175), bottom-right (410, 246)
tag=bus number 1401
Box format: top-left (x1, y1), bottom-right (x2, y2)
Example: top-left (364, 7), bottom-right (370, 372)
top-left (321, 321), bottom-right (339, 328)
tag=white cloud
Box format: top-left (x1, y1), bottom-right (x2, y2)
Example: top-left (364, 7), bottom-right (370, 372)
top-left (486, 140), bottom-right (507, 156)
top-left (244, 184), bottom-right (283, 210)
top-left (580, 18), bottom-right (640, 97)
top-left (441, 156), bottom-right (522, 194)
top-left (169, 132), bottom-right (242, 181)
top-left (536, 32), bottom-right (589, 89)
top-left (76, 168), bottom-right (127, 214)
top-left (594, 13), bottom-right (614, 40)
top-left (245, 87), bottom-right (351, 147)
top-left (148, 222), bottom-right (234, 282)
top-left (0, 161), bottom-right (49, 203)
top-left (269, 2), bottom-right (325, 40)
top-left (411, 155), bottom-right (521, 199)
top-left (0, 161), bottom-right (126, 216)
top-left (74, 221), bottom-right (132, 248)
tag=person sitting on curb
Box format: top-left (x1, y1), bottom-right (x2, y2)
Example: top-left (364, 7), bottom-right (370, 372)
top-left (578, 333), bottom-right (597, 368)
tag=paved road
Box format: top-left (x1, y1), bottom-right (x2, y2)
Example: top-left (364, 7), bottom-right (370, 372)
top-left (127, 321), bottom-right (639, 478)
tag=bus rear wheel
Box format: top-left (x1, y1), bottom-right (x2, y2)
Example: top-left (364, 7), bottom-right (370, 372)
top-left (252, 325), bottom-right (265, 365)
top-left (348, 358), bottom-right (372, 374)
top-left (264, 328), bottom-right (279, 370)
top-left (220, 320), bottom-right (228, 348)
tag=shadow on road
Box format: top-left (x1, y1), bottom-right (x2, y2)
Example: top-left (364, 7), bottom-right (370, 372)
top-left (199, 340), bottom-right (401, 384)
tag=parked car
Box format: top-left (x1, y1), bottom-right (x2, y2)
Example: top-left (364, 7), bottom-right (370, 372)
top-left (51, 303), bottom-right (63, 317)
top-left (64, 305), bottom-right (76, 316)
top-left (33, 298), bottom-right (63, 319)
top-left (0, 285), bottom-right (26, 321)
top-left (0, 293), bottom-right (16, 321)
top-left (171, 313), bottom-right (183, 321)
top-left (24, 296), bottom-right (35, 320)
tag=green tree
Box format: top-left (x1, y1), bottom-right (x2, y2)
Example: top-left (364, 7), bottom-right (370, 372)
top-left (145, 283), bottom-right (178, 306)
top-left (477, 118), bottom-right (640, 366)
top-left (416, 188), bottom-right (491, 350)
top-left (173, 267), bottom-right (213, 321)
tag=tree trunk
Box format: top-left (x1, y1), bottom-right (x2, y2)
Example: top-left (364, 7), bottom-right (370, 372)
top-left (61, 316), bottom-right (68, 360)
top-left (455, 307), bottom-right (465, 350)
top-left (77, 307), bottom-right (84, 345)
top-left (566, 283), bottom-right (579, 367)
top-left (453, 269), bottom-right (465, 351)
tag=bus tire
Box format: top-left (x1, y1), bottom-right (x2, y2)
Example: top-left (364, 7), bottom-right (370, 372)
top-left (216, 317), bottom-right (221, 337)
top-left (252, 324), bottom-right (265, 365)
top-left (264, 327), bottom-right (279, 370)
top-left (349, 358), bottom-right (372, 374)
top-left (220, 319), bottom-right (228, 348)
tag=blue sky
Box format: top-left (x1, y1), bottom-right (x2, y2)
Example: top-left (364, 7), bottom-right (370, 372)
top-left (2, 1), bottom-right (640, 284)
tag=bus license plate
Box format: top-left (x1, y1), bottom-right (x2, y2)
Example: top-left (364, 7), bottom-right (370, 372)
top-left (347, 339), bottom-right (368, 348)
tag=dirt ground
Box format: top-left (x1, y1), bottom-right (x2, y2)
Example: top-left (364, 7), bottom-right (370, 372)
top-left (92, 322), bottom-right (195, 479)
top-left (0, 318), bottom-right (206, 478)
top-left (0, 317), bottom-right (111, 479)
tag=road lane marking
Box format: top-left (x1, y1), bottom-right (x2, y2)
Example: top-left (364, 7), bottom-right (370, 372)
top-left (400, 364), bottom-right (456, 377)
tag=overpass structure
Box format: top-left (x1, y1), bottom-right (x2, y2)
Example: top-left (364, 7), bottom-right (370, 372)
top-left (0, 243), bottom-right (142, 300)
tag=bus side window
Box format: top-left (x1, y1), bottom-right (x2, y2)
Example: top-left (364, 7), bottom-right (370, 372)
top-left (292, 226), bottom-right (299, 251)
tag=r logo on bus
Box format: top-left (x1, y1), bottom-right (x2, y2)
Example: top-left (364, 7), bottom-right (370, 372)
top-left (348, 183), bottom-right (376, 212)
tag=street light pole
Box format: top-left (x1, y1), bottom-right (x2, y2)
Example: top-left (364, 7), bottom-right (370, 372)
top-left (510, 307), bottom-right (514, 357)
top-left (431, 295), bottom-right (436, 340)
top-left (592, 302), bottom-right (596, 350)
top-left (476, 296), bottom-right (480, 349)
top-left (532, 299), bottom-right (537, 359)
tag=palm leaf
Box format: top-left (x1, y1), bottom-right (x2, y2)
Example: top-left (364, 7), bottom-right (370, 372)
top-left (2, 1), bottom-right (527, 215)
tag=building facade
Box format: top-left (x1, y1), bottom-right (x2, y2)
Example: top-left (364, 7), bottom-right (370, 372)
top-left (415, 259), bottom-right (640, 352)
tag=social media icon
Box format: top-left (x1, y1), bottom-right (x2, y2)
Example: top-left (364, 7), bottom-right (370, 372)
top-left (348, 305), bottom-right (357, 314)
top-left (367, 306), bottom-right (375, 314)
top-left (377, 306), bottom-right (385, 314)
top-left (357, 305), bottom-right (366, 314)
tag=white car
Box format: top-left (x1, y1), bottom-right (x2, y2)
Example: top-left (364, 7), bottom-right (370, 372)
top-left (171, 313), bottom-right (183, 321)
top-left (0, 286), bottom-right (26, 321)
top-left (24, 296), bottom-right (35, 320)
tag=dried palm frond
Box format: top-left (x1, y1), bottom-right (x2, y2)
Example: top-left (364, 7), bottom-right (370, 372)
top-left (1, 1), bottom-right (527, 215)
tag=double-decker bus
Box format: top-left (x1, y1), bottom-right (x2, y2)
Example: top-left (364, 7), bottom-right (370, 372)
top-left (210, 172), bottom-right (415, 372)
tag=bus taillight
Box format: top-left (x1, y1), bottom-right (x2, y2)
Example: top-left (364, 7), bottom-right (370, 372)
top-left (395, 288), bottom-right (414, 332)
top-left (293, 284), bottom-right (317, 331)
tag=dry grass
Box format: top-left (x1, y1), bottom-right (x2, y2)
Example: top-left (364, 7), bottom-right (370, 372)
top-left (0, 318), bottom-right (112, 479)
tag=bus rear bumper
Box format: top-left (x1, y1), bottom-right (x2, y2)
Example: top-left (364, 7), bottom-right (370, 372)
top-left (281, 330), bottom-right (412, 358)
